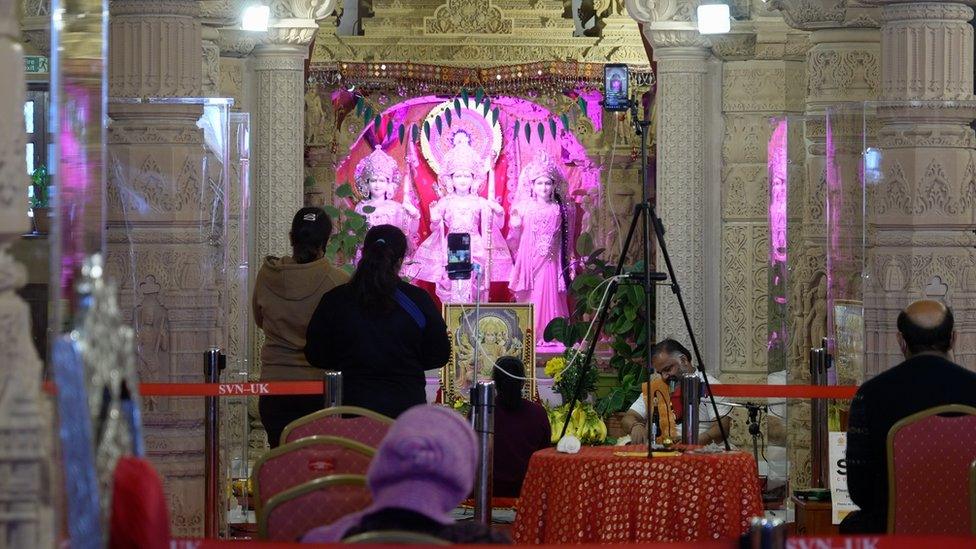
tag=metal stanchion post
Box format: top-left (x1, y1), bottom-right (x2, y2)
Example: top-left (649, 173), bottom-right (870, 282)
top-left (471, 381), bottom-right (495, 525)
top-left (204, 348), bottom-right (224, 539)
top-left (679, 374), bottom-right (701, 445)
top-left (809, 346), bottom-right (828, 489)
top-left (323, 371), bottom-right (343, 409)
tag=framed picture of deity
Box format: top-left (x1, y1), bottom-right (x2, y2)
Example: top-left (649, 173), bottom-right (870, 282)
top-left (441, 303), bottom-right (536, 405)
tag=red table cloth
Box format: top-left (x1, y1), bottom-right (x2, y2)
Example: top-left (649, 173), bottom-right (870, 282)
top-left (512, 446), bottom-right (763, 544)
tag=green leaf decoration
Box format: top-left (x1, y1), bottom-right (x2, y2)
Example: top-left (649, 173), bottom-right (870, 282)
top-left (361, 205), bottom-right (376, 214)
top-left (491, 107), bottom-right (500, 126)
top-left (423, 120), bottom-right (431, 141)
top-left (386, 118), bottom-right (394, 137)
top-left (524, 122), bottom-right (532, 143)
top-left (445, 109), bottom-right (452, 127)
top-left (412, 124), bottom-right (420, 142)
top-left (373, 115), bottom-right (382, 132)
top-left (347, 215), bottom-right (365, 230)
top-left (335, 183), bottom-right (353, 198)
top-left (577, 97), bottom-right (587, 117)
top-left (363, 105), bottom-right (373, 123)
top-left (435, 115), bottom-right (443, 134)
top-left (454, 98), bottom-right (462, 117)
top-left (475, 87), bottom-right (484, 104)
top-left (323, 205), bottom-right (341, 217)
top-left (355, 96), bottom-right (364, 117)
top-left (549, 118), bottom-right (558, 139)
top-left (397, 124), bottom-right (406, 144)
top-left (537, 122), bottom-right (545, 142)
top-left (560, 113), bottom-right (570, 129)
top-left (461, 89), bottom-right (469, 105)
top-left (482, 101), bottom-right (490, 118)
top-left (513, 120), bottom-right (520, 139)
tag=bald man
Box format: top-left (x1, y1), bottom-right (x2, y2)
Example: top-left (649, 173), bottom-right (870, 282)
top-left (840, 300), bottom-right (976, 533)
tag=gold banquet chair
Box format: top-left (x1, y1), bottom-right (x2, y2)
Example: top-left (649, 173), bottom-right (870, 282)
top-left (281, 405), bottom-right (394, 447)
top-left (258, 474), bottom-right (371, 541)
top-left (343, 530), bottom-right (451, 545)
top-left (251, 435), bottom-right (375, 519)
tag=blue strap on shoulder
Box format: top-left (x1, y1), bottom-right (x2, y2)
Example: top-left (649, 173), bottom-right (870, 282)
top-left (394, 288), bottom-right (427, 330)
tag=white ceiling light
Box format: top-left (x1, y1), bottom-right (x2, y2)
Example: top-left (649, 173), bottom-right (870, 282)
top-left (242, 4), bottom-right (270, 32)
top-left (697, 4), bottom-right (731, 35)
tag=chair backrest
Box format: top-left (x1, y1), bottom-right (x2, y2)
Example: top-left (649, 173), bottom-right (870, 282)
top-left (970, 459), bottom-right (976, 536)
top-left (281, 405), bottom-right (394, 447)
top-left (343, 530), bottom-right (451, 545)
top-left (259, 474), bottom-right (371, 541)
top-left (887, 404), bottom-right (976, 534)
top-left (252, 435), bottom-right (374, 517)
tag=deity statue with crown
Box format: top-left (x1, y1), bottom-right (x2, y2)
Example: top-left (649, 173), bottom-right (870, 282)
top-left (411, 127), bottom-right (513, 303)
top-left (353, 147), bottom-right (421, 250)
top-left (508, 151), bottom-right (575, 347)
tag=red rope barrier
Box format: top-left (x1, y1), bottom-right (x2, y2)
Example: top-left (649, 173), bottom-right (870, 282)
top-left (41, 381), bottom-right (855, 399)
top-left (709, 384), bottom-right (857, 399)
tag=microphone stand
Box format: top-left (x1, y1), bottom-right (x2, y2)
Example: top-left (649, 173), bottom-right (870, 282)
top-left (559, 93), bottom-right (730, 455)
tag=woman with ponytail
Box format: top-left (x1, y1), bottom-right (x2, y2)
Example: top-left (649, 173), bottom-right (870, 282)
top-left (305, 225), bottom-right (450, 418)
top-left (253, 207), bottom-right (349, 447)
top-left (491, 356), bottom-right (551, 497)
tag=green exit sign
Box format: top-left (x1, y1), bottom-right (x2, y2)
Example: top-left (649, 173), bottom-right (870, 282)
top-left (25, 56), bottom-right (49, 74)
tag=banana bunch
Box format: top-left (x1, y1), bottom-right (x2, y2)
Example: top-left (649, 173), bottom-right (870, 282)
top-left (547, 404), bottom-right (607, 445)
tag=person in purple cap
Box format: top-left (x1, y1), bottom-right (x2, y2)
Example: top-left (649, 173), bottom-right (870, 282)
top-left (301, 404), bottom-right (509, 544)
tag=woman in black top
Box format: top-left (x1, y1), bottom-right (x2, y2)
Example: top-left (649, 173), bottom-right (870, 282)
top-left (305, 225), bottom-right (450, 418)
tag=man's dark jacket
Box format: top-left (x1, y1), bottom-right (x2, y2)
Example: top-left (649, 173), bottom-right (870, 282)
top-left (841, 353), bottom-right (976, 533)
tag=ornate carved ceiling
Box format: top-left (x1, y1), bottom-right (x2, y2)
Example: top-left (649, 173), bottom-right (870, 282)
top-left (310, 0), bottom-right (650, 68)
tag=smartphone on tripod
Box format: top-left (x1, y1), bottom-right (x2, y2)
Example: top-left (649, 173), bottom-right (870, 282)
top-left (446, 233), bottom-right (472, 280)
top-left (603, 63), bottom-right (629, 112)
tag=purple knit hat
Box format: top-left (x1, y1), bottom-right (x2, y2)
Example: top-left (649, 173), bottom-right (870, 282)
top-left (364, 404), bottom-right (478, 524)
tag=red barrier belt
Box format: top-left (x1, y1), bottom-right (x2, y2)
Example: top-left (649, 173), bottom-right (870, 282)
top-left (42, 381), bottom-right (855, 399)
top-left (709, 384), bottom-right (857, 399)
top-left (43, 380), bottom-right (325, 397)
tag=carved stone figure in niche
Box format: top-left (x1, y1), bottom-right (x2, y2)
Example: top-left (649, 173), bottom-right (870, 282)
top-left (605, 186), bottom-right (638, 262)
top-left (135, 275), bottom-right (169, 382)
top-left (353, 148), bottom-right (420, 250)
top-left (412, 142), bottom-right (512, 303)
top-left (508, 152), bottom-right (574, 346)
top-left (304, 89), bottom-right (327, 145)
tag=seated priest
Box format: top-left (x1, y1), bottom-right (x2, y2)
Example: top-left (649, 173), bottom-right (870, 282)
top-left (621, 339), bottom-right (732, 446)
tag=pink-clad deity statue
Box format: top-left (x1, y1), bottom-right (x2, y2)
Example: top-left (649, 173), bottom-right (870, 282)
top-left (508, 152), bottom-right (574, 347)
top-left (411, 133), bottom-right (513, 303)
top-left (353, 148), bottom-right (420, 249)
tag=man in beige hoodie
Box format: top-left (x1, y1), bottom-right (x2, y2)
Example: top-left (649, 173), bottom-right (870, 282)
top-left (252, 207), bottom-right (350, 447)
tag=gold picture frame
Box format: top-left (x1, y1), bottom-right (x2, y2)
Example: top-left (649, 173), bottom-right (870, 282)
top-left (832, 299), bottom-right (865, 386)
top-left (441, 303), bottom-right (536, 404)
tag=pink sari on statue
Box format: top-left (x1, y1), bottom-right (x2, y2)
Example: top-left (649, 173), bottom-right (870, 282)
top-left (508, 200), bottom-right (572, 340)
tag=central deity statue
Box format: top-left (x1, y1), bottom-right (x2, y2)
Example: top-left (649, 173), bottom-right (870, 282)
top-left (412, 130), bottom-right (513, 303)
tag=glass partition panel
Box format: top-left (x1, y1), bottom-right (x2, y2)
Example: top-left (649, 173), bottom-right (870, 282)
top-left (106, 96), bottom-right (232, 537)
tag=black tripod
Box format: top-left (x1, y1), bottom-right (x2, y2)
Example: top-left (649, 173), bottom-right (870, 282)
top-left (559, 95), bottom-right (730, 456)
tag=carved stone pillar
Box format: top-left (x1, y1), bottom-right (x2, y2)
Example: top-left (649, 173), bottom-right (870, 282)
top-left (0, 2), bottom-right (51, 545)
top-left (107, 0), bottom-right (212, 536)
top-left (770, 0), bottom-right (880, 490)
top-left (863, 0), bottom-right (976, 373)
top-left (711, 24), bottom-right (808, 382)
top-left (251, 1), bottom-right (337, 262)
top-left (649, 38), bottom-right (714, 356)
top-left (626, 0), bottom-right (720, 363)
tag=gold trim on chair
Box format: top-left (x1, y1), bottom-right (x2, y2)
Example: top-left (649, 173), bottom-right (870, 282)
top-left (258, 474), bottom-right (368, 540)
top-left (885, 404), bottom-right (976, 534)
top-left (252, 435), bottom-right (376, 518)
top-left (280, 405), bottom-right (395, 443)
top-left (343, 530), bottom-right (451, 545)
